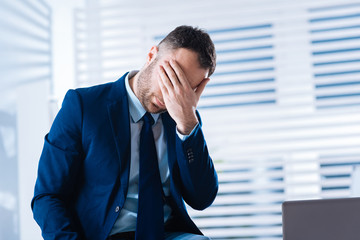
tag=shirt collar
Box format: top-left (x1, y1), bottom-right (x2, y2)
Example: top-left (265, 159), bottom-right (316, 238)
top-left (125, 71), bottom-right (160, 123)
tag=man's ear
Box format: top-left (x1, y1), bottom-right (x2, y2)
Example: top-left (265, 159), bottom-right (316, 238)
top-left (146, 45), bottom-right (159, 65)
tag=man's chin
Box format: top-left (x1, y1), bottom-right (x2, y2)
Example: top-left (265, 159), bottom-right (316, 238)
top-left (151, 107), bottom-right (167, 114)
top-left (155, 109), bottom-right (167, 114)
top-left (147, 103), bottom-right (166, 114)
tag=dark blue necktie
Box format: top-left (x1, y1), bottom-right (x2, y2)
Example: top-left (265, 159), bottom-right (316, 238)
top-left (136, 112), bottom-right (164, 240)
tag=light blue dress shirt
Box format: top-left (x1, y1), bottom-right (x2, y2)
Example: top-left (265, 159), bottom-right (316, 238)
top-left (110, 71), bottom-right (197, 234)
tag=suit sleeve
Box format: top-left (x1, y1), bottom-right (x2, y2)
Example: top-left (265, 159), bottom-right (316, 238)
top-left (175, 111), bottom-right (218, 210)
top-left (31, 90), bottom-right (84, 240)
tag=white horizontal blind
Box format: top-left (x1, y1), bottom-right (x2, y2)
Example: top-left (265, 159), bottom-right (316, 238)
top-left (74, 0), bottom-right (146, 87)
top-left (200, 24), bottom-right (277, 109)
top-left (310, 3), bottom-right (360, 109)
top-left (308, 2), bottom-right (360, 198)
top-left (0, 0), bottom-right (52, 95)
top-left (75, 0), bottom-right (360, 239)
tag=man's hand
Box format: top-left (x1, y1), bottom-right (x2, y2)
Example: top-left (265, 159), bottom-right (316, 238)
top-left (158, 59), bottom-right (210, 135)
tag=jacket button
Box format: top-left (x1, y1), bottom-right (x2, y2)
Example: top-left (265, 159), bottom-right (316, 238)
top-left (115, 206), bottom-right (120, 213)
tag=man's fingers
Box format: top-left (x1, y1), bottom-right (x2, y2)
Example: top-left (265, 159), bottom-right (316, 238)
top-left (162, 61), bottom-right (180, 89)
top-left (158, 65), bottom-right (173, 92)
top-left (169, 60), bottom-right (190, 89)
top-left (158, 68), bottom-right (170, 98)
top-left (195, 78), bottom-right (210, 98)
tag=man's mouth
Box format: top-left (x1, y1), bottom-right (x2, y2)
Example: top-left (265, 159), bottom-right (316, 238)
top-left (155, 97), bottom-right (165, 108)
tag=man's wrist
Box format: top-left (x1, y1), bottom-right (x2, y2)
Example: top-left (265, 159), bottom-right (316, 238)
top-left (176, 116), bottom-right (198, 135)
top-left (176, 122), bottom-right (199, 141)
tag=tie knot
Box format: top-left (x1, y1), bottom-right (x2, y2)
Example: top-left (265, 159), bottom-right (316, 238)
top-left (142, 112), bottom-right (154, 126)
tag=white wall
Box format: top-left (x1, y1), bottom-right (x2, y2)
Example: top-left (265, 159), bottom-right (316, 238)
top-left (47, 0), bottom-right (85, 107)
top-left (17, 81), bottom-right (50, 240)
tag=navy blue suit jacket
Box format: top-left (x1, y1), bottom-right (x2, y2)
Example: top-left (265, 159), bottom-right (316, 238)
top-left (31, 73), bottom-right (218, 240)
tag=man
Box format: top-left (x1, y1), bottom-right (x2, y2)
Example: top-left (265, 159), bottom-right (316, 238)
top-left (32, 25), bottom-right (218, 240)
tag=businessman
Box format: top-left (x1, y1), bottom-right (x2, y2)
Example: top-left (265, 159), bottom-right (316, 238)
top-left (32, 25), bottom-right (218, 240)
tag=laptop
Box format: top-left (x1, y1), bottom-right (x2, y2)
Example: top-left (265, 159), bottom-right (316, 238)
top-left (282, 197), bottom-right (360, 240)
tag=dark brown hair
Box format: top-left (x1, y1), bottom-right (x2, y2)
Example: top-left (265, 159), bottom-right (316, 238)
top-left (158, 25), bottom-right (216, 77)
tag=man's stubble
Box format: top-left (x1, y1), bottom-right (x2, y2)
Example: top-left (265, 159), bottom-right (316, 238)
top-left (135, 58), bottom-right (166, 114)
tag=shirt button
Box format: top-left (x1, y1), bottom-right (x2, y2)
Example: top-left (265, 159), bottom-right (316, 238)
top-left (115, 206), bottom-right (120, 213)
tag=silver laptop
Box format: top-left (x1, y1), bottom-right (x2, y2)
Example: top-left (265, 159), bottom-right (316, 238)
top-left (282, 197), bottom-right (360, 240)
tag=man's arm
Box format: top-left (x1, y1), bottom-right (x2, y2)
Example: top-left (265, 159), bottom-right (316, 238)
top-left (158, 60), bottom-right (218, 210)
top-left (32, 90), bottom-right (84, 240)
top-left (175, 113), bottom-right (218, 210)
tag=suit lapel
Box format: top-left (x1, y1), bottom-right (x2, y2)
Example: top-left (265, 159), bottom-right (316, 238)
top-left (107, 74), bottom-right (131, 198)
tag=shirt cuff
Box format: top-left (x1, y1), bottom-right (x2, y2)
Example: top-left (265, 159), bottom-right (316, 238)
top-left (176, 123), bottom-right (199, 141)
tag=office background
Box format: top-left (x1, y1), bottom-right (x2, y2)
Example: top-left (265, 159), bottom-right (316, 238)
top-left (0, 0), bottom-right (359, 239)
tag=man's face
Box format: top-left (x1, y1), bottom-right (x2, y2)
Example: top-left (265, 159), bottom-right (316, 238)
top-left (134, 47), bottom-right (208, 114)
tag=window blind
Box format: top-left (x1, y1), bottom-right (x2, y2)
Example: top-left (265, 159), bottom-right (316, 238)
top-left (0, 0), bottom-right (51, 93)
top-left (308, 2), bottom-right (360, 199)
